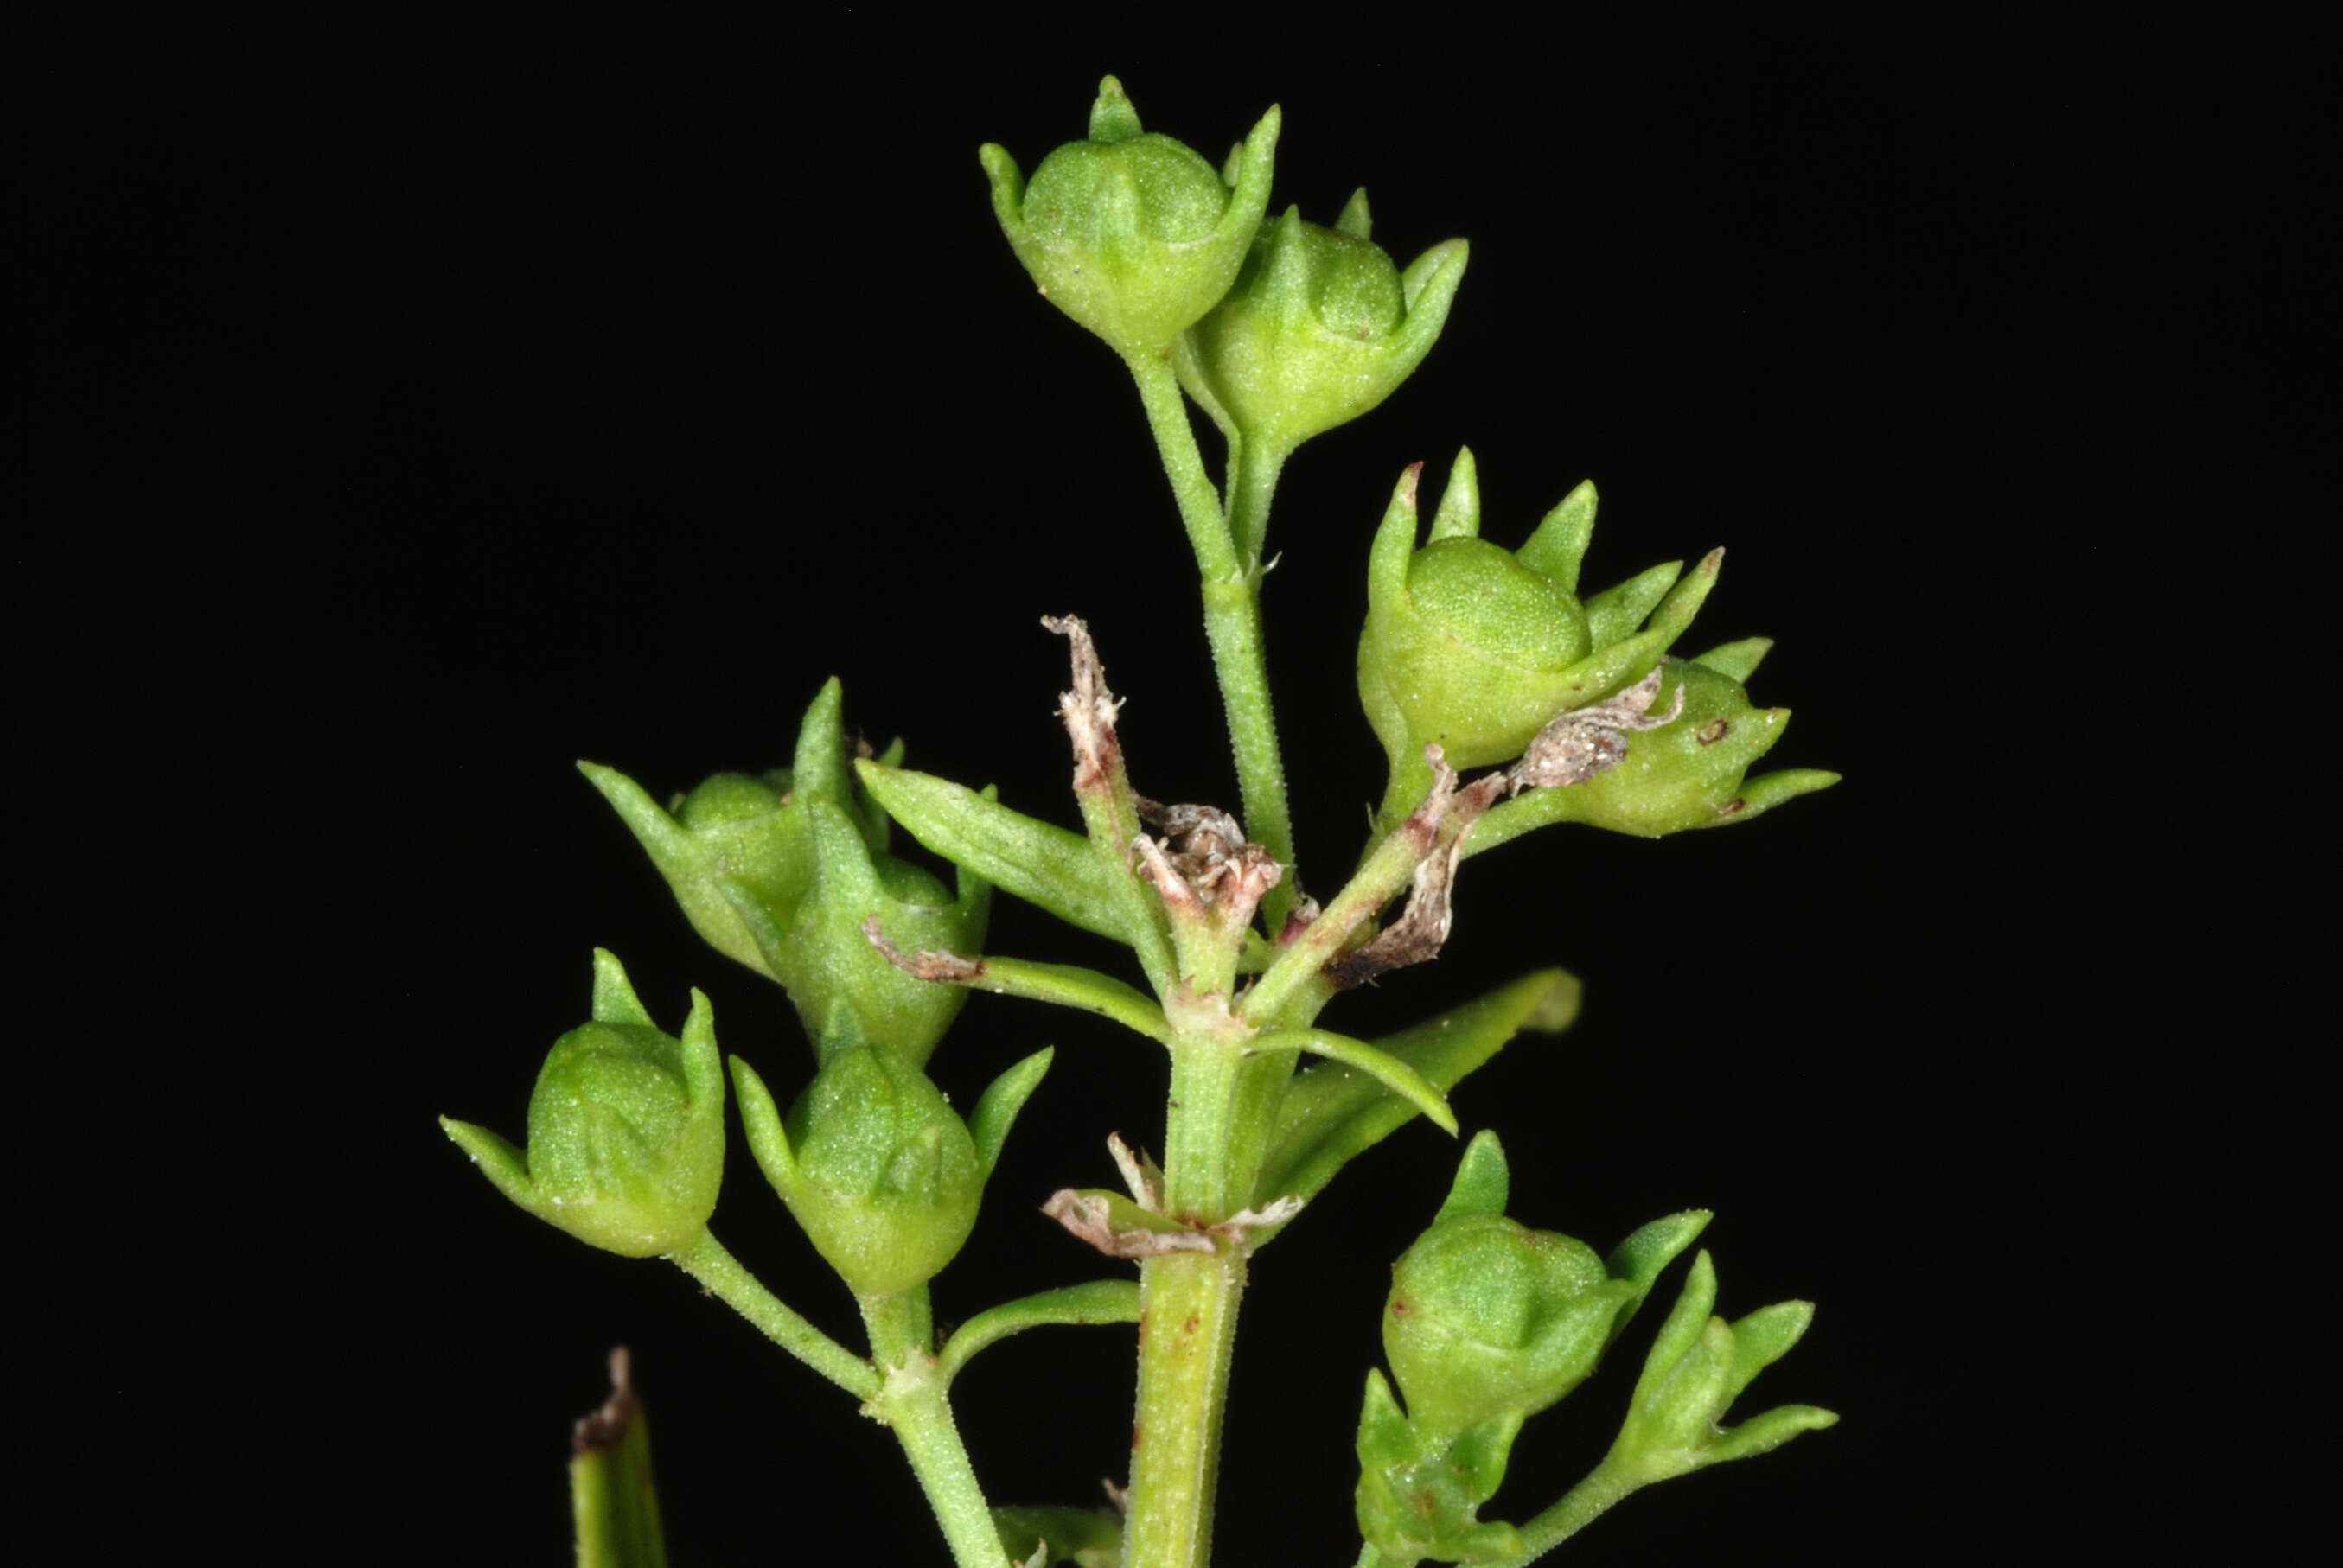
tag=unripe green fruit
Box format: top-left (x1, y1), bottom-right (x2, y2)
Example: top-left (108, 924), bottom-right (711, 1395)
top-left (441, 951), bottom-right (725, 1259)
top-left (525, 1021), bottom-right (721, 1257)
top-left (1178, 203), bottom-right (1466, 464)
top-left (778, 1047), bottom-right (984, 1299)
top-left (1022, 134), bottom-right (1229, 250)
top-left (1383, 1214), bottom-right (1631, 1438)
top-left (982, 77), bottom-right (1280, 357)
top-left (1381, 537), bottom-right (1593, 768)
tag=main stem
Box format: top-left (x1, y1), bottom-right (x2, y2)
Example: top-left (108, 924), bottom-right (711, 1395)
top-left (1124, 1247), bottom-right (1248, 1568)
top-left (1125, 348), bottom-right (1297, 932)
top-left (861, 1290), bottom-right (1012, 1568)
top-left (1124, 1027), bottom-right (1256, 1568)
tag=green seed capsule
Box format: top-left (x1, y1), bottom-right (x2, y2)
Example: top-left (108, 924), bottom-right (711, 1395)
top-left (981, 77), bottom-right (1280, 358)
top-left (1383, 1212), bottom-right (1633, 1440)
top-left (1178, 202), bottom-right (1467, 472)
top-left (440, 951), bottom-right (725, 1259)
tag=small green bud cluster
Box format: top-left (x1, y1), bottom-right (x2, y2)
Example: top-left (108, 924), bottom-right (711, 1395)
top-left (1358, 449), bottom-right (1831, 832)
top-left (1603, 1250), bottom-right (1838, 1485)
top-left (448, 681), bottom-right (1050, 1303)
top-left (440, 951), bottom-right (725, 1258)
top-left (581, 677), bottom-right (988, 1066)
top-left (985, 78), bottom-right (1469, 558)
top-left (1355, 1134), bottom-right (1705, 1563)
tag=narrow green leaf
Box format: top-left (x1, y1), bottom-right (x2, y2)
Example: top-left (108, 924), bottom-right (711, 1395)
top-left (926, 953), bottom-right (1172, 1045)
top-left (1247, 1027), bottom-right (1459, 1136)
top-left (571, 1350), bottom-right (668, 1568)
top-left (967, 1047), bottom-right (1054, 1180)
top-left (857, 760), bottom-right (1127, 945)
top-left (935, 1280), bottom-right (1142, 1385)
top-left (1252, 970), bottom-right (1580, 1218)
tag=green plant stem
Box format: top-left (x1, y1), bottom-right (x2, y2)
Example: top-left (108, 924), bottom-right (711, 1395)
top-left (1163, 1033), bottom-right (1249, 1222)
top-left (1124, 1246), bottom-right (1248, 1568)
top-left (862, 1290), bottom-right (1012, 1568)
top-left (1488, 1462), bottom-right (1640, 1565)
top-left (1239, 805), bottom-right (1432, 1029)
top-left (1350, 1462), bottom-right (1639, 1568)
top-left (667, 1231), bottom-right (877, 1400)
top-left (1124, 348), bottom-right (1298, 933)
top-left (1226, 438), bottom-right (1290, 574)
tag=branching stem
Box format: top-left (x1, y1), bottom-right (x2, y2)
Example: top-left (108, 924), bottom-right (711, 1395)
top-left (862, 1290), bottom-right (1016, 1568)
top-left (1124, 347), bottom-right (1298, 933)
top-left (667, 1231), bottom-right (877, 1400)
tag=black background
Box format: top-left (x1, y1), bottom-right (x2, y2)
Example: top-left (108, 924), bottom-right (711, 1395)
top-left (28, 16), bottom-right (2331, 1564)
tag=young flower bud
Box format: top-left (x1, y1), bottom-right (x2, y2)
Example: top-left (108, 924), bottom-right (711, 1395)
top-left (980, 76), bottom-right (1280, 358)
top-left (583, 679), bottom-right (988, 1065)
top-left (1178, 201), bottom-right (1467, 464)
top-left (440, 950), bottom-right (725, 1259)
top-left (1604, 1250), bottom-right (1837, 1484)
top-left (731, 1045), bottom-right (1051, 1299)
top-left (1358, 452), bottom-right (1726, 820)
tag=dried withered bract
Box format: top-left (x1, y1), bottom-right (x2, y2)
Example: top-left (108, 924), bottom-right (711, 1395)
top-left (1504, 661), bottom-right (1685, 796)
top-left (1137, 800), bottom-right (1249, 894)
top-left (1134, 796), bottom-right (1282, 933)
top-left (1044, 614), bottom-right (1126, 790)
top-left (860, 915), bottom-right (986, 983)
top-left (1325, 747), bottom-right (1503, 988)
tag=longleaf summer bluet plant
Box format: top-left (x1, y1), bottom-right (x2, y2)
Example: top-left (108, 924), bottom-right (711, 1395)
top-left (443, 77), bottom-right (1840, 1568)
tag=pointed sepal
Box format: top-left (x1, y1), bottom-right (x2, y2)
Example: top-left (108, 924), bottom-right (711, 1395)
top-left (1516, 480), bottom-right (1597, 592)
top-left (1427, 447), bottom-right (1481, 541)
top-left (1433, 1130), bottom-right (1510, 1225)
top-left (968, 1046), bottom-right (1054, 1179)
